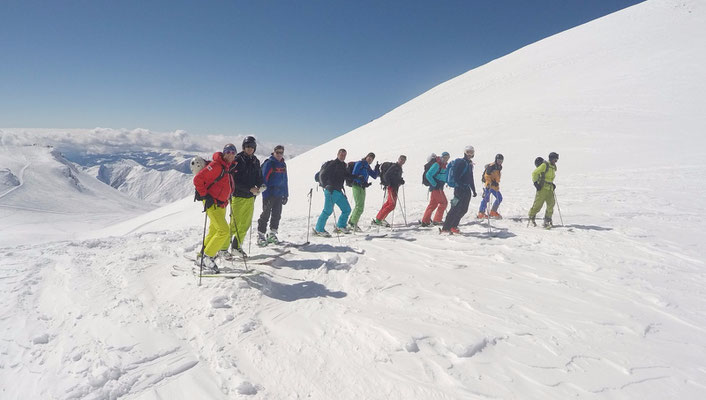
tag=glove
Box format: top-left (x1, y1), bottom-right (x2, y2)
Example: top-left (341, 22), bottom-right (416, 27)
top-left (473, 191), bottom-right (477, 197)
top-left (450, 197), bottom-right (459, 207)
top-left (551, 183), bottom-right (556, 190)
top-left (281, 197), bottom-right (288, 205)
top-left (325, 185), bottom-right (334, 192)
top-left (400, 178), bottom-right (405, 185)
top-left (533, 181), bottom-right (542, 191)
top-left (374, 162), bottom-right (380, 173)
top-left (203, 194), bottom-right (215, 211)
top-left (364, 182), bottom-right (372, 188)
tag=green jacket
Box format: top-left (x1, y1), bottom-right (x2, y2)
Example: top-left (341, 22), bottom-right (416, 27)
top-left (532, 162), bottom-right (556, 189)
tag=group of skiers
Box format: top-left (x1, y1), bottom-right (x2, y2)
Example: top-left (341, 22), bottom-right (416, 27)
top-left (192, 137), bottom-right (559, 273)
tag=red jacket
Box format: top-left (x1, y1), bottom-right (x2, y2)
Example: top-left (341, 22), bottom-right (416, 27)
top-left (193, 152), bottom-right (233, 207)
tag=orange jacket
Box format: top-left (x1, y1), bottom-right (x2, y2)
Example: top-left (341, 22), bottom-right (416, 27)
top-left (193, 152), bottom-right (233, 206)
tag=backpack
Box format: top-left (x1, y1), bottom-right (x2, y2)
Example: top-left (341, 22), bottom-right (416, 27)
top-left (379, 162), bottom-right (394, 186)
top-left (534, 161), bottom-right (550, 190)
top-left (421, 158), bottom-right (437, 186)
top-left (534, 157), bottom-right (544, 167)
top-left (194, 163), bottom-right (225, 201)
top-left (345, 161), bottom-right (356, 187)
top-left (314, 160), bottom-right (336, 187)
top-left (446, 158), bottom-right (468, 188)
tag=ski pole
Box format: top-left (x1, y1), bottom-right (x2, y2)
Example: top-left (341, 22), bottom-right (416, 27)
top-left (248, 218), bottom-right (253, 254)
top-left (554, 190), bottom-right (564, 226)
top-left (332, 206), bottom-right (341, 244)
top-left (305, 188), bottom-right (312, 245)
top-left (486, 189), bottom-right (492, 234)
top-left (198, 210), bottom-right (208, 286)
top-left (401, 185), bottom-right (408, 226)
top-left (230, 200), bottom-right (249, 271)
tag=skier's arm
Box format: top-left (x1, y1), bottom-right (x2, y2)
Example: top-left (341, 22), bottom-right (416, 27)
top-left (426, 163), bottom-right (440, 187)
top-left (367, 163), bottom-right (379, 179)
top-left (261, 159), bottom-right (272, 185)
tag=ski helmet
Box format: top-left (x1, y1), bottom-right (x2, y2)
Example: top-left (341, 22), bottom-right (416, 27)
top-left (190, 155), bottom-right (208, 174)
top-left (534, 157), bottom-right (545, 167)
top-left (242, 136), bottom-right (257, 151)
top-left (548, 152), bottom-right (559, 161)
top-left (223, 143), bottom-right (237, 154)
top-left (495, 153), bottom-right (504, 161)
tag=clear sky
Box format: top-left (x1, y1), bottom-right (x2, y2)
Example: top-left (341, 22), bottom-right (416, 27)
top-left (0, 0), bottom-right (644, 145)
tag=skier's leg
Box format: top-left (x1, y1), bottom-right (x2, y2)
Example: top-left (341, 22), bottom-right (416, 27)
top-left (349, 185), bottom-right (365, 225)
top-left (334, 190), bottom-right (352, 228)
top-left (257, 197), bottom-right (273, 234)
top-left (204, 205), bottom-right (229, 257)
top-left (432, 190), bottom-right (448, 223)
top-left (491, 189), bottom-right (503, 212)
top-left (315, 190), bottom-right (334, 232)
top-left (270, 197), bottom-right (283, 231)
top-left (544, 188), bottom-right (556, 220)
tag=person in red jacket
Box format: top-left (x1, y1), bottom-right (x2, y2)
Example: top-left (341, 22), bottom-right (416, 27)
top-left (193, 143), bottom-right (237, 272)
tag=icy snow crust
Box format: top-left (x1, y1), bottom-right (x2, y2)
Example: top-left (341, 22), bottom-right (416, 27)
top-left (2, 0), bottom-right (706, 398)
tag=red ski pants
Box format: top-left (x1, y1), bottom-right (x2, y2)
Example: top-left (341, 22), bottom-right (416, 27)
top-left (376, 186), bottom-right (398, 221)
top-left (422, 189), bottom-right (447, 224)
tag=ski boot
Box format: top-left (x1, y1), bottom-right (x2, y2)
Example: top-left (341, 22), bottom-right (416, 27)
top-left (528, 216), bottom-right (537, 227)
top-left (267, 230), bottom-right (280, 244)
top-left (490, 210), bottom-right (502, 219)
top-left (201, 255), bottom-right (220, 274)
top-left (477, 212), bottom-right (487, 219)
top-left (372, 218), bottom-right (391, 227)
top-left (334, 225), bottom-right (352, 234)
top-left (432, 220), bottom-right (443, 226)
top-left (217, 249), bottom-right (234, 261)
top-left (313, 228), bottom-right (332, 238)
top-left (419, 220), bottom-right (431, 227)
top-left (349, 221), bottom-right (364, 232)
top-left (543, 218), bottom-right (553, 229)
top-left (450, 227), bottom-right (461, 234)
top-left (257, 231), bottom-right (268, 247)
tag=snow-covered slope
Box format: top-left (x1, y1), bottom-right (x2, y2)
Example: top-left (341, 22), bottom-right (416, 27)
top-left (85, 160), bottom-right (193, 205)
top-left (0, 144), bottom-right (154, 246)
top-left (2, 0), bottom-right (706, 399)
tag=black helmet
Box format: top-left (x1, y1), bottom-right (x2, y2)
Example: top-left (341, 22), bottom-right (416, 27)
top-left (548, 152), bottom-right (559, 161)
top-left (242, 136), bottom-right (257, 151)
top-left (495, 153), bottom-right (504, 161)
top-left (534, 157), bottom-right (545, 167)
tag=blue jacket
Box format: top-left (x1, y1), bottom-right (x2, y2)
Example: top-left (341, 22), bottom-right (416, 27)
top-left (426, 161), bottom-right (448, 190)
top-left (352, 160), bottom-right (379, 187)
top-left (261, 155), bottom-right (288, 199)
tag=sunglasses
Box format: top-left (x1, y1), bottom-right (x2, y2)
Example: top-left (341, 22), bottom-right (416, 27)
top-left (275, 151), bottom-right (284, 154)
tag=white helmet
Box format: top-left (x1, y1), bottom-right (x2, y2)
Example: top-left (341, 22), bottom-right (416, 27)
top-left (189, 155), bottom-right (208, 174)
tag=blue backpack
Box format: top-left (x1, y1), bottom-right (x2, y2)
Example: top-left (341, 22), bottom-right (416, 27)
top-left (446, 158), bottom-right (468, 188)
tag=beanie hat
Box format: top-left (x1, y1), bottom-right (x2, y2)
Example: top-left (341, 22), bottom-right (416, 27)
top-left (495, 153), bottom-right (504, 161)
top-left (223, 143), bottom-right (237, 154)
top-left (441, 151), bottom-right (450, 157)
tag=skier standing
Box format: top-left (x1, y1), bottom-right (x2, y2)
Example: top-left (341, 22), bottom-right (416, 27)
top-left (478, 153), bottom-right (504, 219)
top-left (348, 152), bottom-right (380, 232)
top-left (441, 146), bottom-right (477, 234)
top-left (193, 143), bottom-right (237, 271)
top-left (420, 151), bottom-right (450, 227)
top-left (227, 136), bottom-right (264, 256)
top-left (528, 152), bottom-right (559, 228)
top-left (257, 145), bottom-right (288, 246)
top-left (314, 149), bottom-right (354, 237)
top-left (373, 155), bottom-right (407, 227)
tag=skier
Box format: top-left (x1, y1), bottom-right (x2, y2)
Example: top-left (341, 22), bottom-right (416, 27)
top-left (193, 143), bottom-right (237, 272)
top-left (478, 153), bottom-right (504, 219)
top-left (348, 152), bottom-right (380, 232)
top-left (441, 146), bottom-right (477, 234)
top-left (528, 152), bottom-right (559, 228)
top-left (227, 136), bottom-right (264, 256)
top-left (257, 145), bottom-right (288, 246)
top-left (373, 155), bottom-right (406, 227)
top-left (314, 149), bottom-right (355, 237)
top-left (420, 151), bottom-right (450, 227)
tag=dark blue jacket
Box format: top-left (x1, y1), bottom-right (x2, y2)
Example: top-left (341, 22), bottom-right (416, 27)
top-left (261, 155), bottom-right (288, 199)
top-left (352, 160), bottom-right (379, 186)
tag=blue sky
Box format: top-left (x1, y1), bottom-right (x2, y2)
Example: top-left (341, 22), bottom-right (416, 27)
top-left (0, 0), bottom-right (643, 145)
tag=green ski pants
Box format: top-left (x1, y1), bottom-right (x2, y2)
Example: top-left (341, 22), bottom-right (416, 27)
top-left (348, 185), bottom-right (366, 225)
top-left (528, 186), bottom-right (555, 220)
top-left (226, 196), bottom-right (255, 250)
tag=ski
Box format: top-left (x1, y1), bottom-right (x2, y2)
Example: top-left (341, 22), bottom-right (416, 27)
top-left (198, 270), bottom-right (263, 279)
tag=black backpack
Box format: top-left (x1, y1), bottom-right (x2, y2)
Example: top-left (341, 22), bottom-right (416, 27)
top-left (379, 162), bottom-right (394, 186)
top-left (344, 161), bottom-right (356, 187)
top-left (314, 160), bottom-right (336, 187)
top-left (421, 158), bottom-right (437, 186)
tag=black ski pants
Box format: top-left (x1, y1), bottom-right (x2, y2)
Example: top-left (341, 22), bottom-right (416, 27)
top-left (258, 196), bottom-right (283, 233)
top-left (443, 186), bottom-right (472, 230)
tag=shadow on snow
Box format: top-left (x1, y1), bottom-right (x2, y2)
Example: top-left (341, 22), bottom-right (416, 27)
top-left (244, 274), bottom-right (347, 302)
